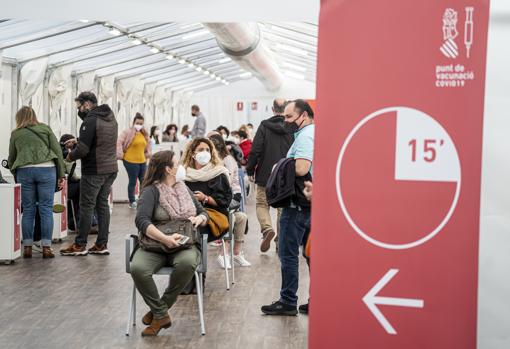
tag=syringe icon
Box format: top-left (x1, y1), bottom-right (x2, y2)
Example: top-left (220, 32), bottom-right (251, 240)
top-left (464, 7), bottom-right (474, 58)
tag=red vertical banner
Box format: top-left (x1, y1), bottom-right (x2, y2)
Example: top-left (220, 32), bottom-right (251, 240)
top-left (310, 1), bottom-right (489, 348)
top-left (13, 185), bottom-right (21, 252)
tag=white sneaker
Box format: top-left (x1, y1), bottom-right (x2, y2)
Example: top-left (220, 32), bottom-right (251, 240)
top-left (233, 252), bottom-right (251, 267)
top-left (128, 202), bottom-right (137, 209)
top-left (209, 240), bottom-right (222, 247)
top-left (217, 255), bottom-right (232, 269)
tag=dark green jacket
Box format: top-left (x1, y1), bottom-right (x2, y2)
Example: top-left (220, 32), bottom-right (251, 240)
top-left (8, 124), bottom-right (66, 178)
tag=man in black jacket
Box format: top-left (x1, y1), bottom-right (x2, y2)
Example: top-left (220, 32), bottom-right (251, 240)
top-left (61, 92), bottom-right (118, 256)
top-left (246, 98), bottom-right (293, 253)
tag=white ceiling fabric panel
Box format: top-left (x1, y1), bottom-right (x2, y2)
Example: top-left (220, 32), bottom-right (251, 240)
top-left (18, 57), bottom-right (48, 105)
top-left (130, 78), bottom-right (145, 119)
top-left (99, 76), bottom-right (115, 104)
top-left (116, 76), bottom-right (140, 129)
top-left (76, 71), bottom-right (96, 93)
top-left (48, 65), bottom-right (72, 134)
top-left (143, 82), bottom-right (157, 125)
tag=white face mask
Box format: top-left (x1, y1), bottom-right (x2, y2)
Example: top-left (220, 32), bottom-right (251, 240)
top-left (134, 124), bottom-right (143, 131)
top-left (222, 134), bottom-right (228, 141)
top-left (154, 130), bottom-right (161, 136)
top-left (195, 151), bottom-right (211, 166)
top-left (174, 165), bottom-right (186, 182)
top-left (233, 137), bottom-right (240, 145)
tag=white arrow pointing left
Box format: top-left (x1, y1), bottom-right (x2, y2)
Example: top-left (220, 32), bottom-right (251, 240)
top-left (363, 268), bottom-right (424, 335)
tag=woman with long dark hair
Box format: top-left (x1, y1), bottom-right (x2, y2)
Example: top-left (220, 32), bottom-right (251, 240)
top-left (162, 124), bottom-right (179, 142)
top-left (117, 113), bottom-right (151, 208)
top-left (150, 125), bottom-right (161, 146)
top-left (131, 150), bottom-right (208, 336)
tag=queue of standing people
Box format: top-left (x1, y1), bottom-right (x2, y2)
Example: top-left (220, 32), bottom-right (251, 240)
top-left (7, 94), bottom-right (314, 336)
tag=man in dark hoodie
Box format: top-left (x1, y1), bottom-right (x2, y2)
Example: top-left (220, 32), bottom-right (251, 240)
top-left (246, 98), bottom-right (293, 253)
top-left (60, 92), bottom-right (118, 256)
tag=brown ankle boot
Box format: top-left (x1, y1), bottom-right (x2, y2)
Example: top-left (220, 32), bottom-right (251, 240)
top-left (42, 247), bottom-right (55, 259)
top-left (142, 311), bottom-right (153, 326)
top-left (23, 246), bottom-right (32, 258)
top-left (141, 314), bottom-right (172, 337)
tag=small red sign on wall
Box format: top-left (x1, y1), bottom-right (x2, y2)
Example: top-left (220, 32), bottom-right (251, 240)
top-left (237, 102), bottom-right (244, 111)
top-left (251, 102), bottom-right (258, 111)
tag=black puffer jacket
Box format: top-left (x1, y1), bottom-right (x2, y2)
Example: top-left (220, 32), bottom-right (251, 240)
top-left (69, 104), bottom-right (118, 175)
top-left (246, 115), bottom-right (293, 186)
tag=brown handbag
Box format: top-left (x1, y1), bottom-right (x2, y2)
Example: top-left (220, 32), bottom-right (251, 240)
top-left (139, 218), bottom-right (199, 254)
top-left (205, 208), bottom-right (229, 238)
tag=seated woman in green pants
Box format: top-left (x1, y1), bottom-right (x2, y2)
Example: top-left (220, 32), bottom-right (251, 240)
top-left (132, 150), bottom-right (209, 337)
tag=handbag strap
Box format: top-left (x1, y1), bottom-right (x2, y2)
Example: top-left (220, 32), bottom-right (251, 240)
top-left (25, 127), bottom-right (51, 158)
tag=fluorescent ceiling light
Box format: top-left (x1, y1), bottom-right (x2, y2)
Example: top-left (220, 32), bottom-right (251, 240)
top-left (180, 23), bottom-right (203, 29)
top-left (203, 71), bottom-right (211, 75)
top-left (283, 61), bottom-right (307, 72)
top-left (218, 57), bottom-right (232, 64)
top-left (196, 67), bottom-right (203, 72)
top-left (178, 59), bottom-right (186, 64)
top-left (78, 19), bottom-right (89, 23)
top-left (166, 54), bottom-right (174, 60)
top-left (182, 29), bottom-right (210, 40)
top-left (284, 71), bottom-right (306, 80)
top-left (240, 72), bottom-right (253, 78)
top-left (150, 47), bottom-right (160, 53)
top-left (215, 76), bottom-right (221, 81)
top-left (108, 28), bottom-right (121, 36)
top-left (276, 43), bottom-right (308, 56)
top-left (188, 63), bottom-right (195, 68)
top-left (130, 38), bottom-right (142, 45)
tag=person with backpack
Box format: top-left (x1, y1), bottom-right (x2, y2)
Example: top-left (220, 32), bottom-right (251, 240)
top-left (261, 99), bottom-right (314, 316)
top-left (246, 98), bottom-right (293, 252)
top-left (8, 106), bottom-right (66, 259)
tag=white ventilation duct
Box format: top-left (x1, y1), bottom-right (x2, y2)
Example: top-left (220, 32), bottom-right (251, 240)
top-left (204, 23), bottom-right (283, 91)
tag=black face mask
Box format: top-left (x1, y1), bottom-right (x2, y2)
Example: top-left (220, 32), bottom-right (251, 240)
top-left (284, 115), bottom-right (304, 134)
top-left (77, 108), bottom-right (88, 120)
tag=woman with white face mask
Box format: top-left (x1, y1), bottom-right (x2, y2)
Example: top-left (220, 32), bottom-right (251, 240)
top-left (182, 138), bottom-right (233, 245)
top-left (117, 113), bottom-right (152, 208)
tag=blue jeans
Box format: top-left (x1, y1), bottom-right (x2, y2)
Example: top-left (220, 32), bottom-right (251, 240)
top-left (17, 167), bottom-right (56, 247)
top-left (123, 160), bottom-right (147, 204)
top-left (278, 206), bottom-right (311, 306)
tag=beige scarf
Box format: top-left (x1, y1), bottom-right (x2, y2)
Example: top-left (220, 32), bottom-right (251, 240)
top-left (185, 162), bottom-right (229, 182)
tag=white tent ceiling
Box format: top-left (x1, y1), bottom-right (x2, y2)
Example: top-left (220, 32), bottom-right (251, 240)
top-left (0, 20), bottom-right (317, 93)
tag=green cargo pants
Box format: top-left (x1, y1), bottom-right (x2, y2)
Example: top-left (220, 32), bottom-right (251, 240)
top-left (130, 246), bottom-right (200, 319)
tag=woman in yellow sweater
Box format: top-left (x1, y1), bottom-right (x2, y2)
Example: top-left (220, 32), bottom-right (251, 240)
top-left (116, 113), bottom-right (152, 208)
